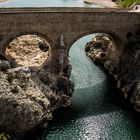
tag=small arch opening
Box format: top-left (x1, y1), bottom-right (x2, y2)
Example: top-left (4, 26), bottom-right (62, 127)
top-left (0, 34), bottom-right (3, 41)
top-left (126, 32), bottom-right (133, 40)
top-left (5, 34), bottom-right (50, 67)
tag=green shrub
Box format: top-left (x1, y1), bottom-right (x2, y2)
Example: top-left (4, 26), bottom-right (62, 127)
top-left (117, 0), bottom-right (140, 8)
top-left (0, 132), bottom-right (11, 140)
top-left (7, 72), bottom-right (14, 83)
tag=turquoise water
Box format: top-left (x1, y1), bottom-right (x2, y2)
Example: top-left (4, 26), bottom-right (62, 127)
top-left (30, 35), bottom-right (140, 140)
top-left (0, 0), bottom-right (101, 7)
top-left (0, 0), bottom-right (140, 140)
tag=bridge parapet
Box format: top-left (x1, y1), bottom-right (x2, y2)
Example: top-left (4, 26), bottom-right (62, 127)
top-left (0, 7), bottom-right (129, 13)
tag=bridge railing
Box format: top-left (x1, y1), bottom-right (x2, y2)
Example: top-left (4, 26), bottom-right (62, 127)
top-left (0, 7), bottom-right (130, 14)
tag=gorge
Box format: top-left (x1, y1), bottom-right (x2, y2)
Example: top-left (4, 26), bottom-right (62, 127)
top-left (0, 0), bottom-right (140, 140)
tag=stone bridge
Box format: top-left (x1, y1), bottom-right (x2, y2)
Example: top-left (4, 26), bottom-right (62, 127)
top-left (0, 7), bottom-right (140, 74)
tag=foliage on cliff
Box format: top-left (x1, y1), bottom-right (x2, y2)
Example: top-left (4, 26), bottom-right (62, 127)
top-left (0, 133), bottom-right (11, 140)
top-left (117, 0), bottom-right (140, 8)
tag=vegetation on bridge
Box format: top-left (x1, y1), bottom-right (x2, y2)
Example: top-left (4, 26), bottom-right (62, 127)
top-left (117, 0), bottom-right (140, 8)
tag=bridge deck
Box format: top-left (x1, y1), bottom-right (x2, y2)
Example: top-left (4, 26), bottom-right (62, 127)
top-left (0, 7), bottom-right (130, 13)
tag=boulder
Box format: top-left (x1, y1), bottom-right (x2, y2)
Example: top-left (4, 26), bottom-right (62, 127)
top-left (0, 64), bottom-right (74, 139)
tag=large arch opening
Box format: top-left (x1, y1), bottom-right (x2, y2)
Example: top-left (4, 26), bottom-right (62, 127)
top-left (69, 32), bottom-right (121, 89)
top-left (5, 34), bottom-right (51, 67)
top-left (69, 31), bottom-right (121, 51)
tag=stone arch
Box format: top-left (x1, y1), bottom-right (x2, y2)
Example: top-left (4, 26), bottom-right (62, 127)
top-left (5, 32), bottom-right (52, 67)
top-left (68, 30), bottom-right (123, 77)
top-left (68, 30), bottom-right (122, 50)
top-left (3, 32), bottom-right (53, 53)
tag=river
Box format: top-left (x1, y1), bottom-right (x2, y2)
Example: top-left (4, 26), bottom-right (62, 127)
top-left (0, 0), bottom-right (101, 7)
top-left (0, 1), bottom-right (140, 140)
top-left (35, 36), bottom-right (140, 140)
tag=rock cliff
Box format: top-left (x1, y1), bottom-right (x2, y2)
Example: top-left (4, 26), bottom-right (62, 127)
top-left (0, 35), bottom-right (74, 140)
top-left (85, 33), bottom-right (140, 112)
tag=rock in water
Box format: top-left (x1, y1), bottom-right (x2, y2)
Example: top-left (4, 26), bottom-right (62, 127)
top-left (85, 33), bottom-right (140, 112)
top-left (0, 66), bottom-right (74, 139)
top-left (85, 33), bottom-right (110, 64)
top-left (0, 34), bottom-right (74, 139)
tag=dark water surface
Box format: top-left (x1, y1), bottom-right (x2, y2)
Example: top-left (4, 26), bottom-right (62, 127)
top-left (0, 1), bottom-right (140, 140)
top-left (35, 35), bottom-right (140, 140)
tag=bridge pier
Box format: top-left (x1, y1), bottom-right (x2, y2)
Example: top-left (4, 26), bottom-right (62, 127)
top-left (0, 37), bottom-right (9, 54)
top-left (43, 34), bottom-right (71, 78)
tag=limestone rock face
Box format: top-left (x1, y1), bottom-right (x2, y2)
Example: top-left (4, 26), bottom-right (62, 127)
top-left (0, 62), bottom-right (74, 139)
top-left (0, 34), bottom-right (74, 139)
top-left (85, 33), bottom-right (140, 112)
top-left (85, 33), bottom-right (109, 64)
top-left (6, 35), bottom-right (49, 67)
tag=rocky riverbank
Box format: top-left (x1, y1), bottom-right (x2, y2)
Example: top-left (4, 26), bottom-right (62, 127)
top-left (85, 33), bottom-right (140, 112)
top-left (0, 36), bottom-right (74, 140)
top-left (84, 0), bottom-right (117, 8)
